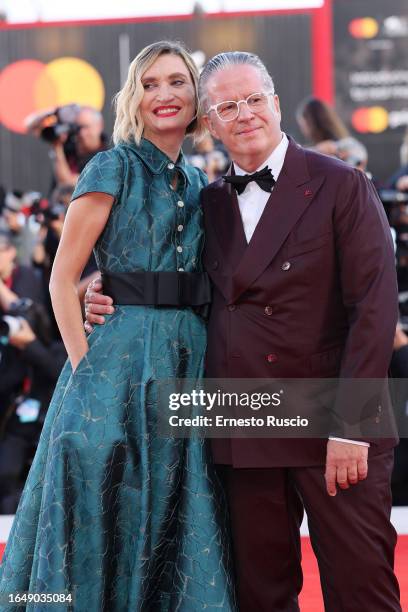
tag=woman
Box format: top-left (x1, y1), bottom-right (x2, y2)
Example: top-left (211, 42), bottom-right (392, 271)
top-left (0, 41), bottom-right (236, 611)
top-left (296, 96), bottom-right (349, 145)
top-left (296, 96), bottom-right (367, 169)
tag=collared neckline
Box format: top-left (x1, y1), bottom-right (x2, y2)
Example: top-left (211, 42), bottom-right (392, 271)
top-left (122, 137), bottom-right (190, 184)
top-left (233, 132), bottom-right (289, 183)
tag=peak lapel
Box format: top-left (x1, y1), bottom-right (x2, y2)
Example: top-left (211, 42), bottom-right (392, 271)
top-left (204, 173), bottom-right (247, 302)
top-left (230, 140), bottom-right (325, 304)
top-left (208, 169), bottom-right (248, 272)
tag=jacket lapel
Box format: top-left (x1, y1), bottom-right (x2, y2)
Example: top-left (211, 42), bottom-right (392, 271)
top-left (207, 168), bottom-right (247, 273)
top-left (229, 139), bottom-right (325, 304)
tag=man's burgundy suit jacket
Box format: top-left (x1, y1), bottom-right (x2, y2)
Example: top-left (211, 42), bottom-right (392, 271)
top-left (201, 138), bottom-right (399, 467)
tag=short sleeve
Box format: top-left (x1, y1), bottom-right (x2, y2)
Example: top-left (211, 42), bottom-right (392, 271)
top-left (71, 148), bottom-right (124, 203)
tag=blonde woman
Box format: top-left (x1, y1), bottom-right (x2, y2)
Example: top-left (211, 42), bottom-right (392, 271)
top-left (0, 41), bottom-right (236, 611)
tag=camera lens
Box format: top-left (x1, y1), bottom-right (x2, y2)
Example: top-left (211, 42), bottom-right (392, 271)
top-left (40, 124), bottom-right (71, 143)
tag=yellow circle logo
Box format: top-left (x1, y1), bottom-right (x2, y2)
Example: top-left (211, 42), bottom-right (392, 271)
top-left (0, 57), bottom-right (105, 133)
top-left (349, 18), bottom-right (379, 39)
top-left (352, 107), bottom-right (389, 133)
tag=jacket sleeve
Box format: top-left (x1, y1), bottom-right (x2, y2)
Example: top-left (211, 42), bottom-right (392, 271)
top-left (330, 169), bottom-right (398, 438)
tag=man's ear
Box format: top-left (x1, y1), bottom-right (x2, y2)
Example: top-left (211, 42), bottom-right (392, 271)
top-left (272, 94), bottom-right (281, 119)
top-left (202, 114), bottom-right (219, 140)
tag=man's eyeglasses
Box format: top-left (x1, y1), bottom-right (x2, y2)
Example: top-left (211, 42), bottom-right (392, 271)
top-left (207, 91), bottom-right (274, 122)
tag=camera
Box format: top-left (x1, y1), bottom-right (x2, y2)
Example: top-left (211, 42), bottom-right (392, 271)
top-left (40, 104), bottom-right (81, 147)
top-left (2, 191), bottom-right (66, 228)
top-left (0, 298), bottom-right (52, 346)
top-left (30, 198), bottom-right (66, 227)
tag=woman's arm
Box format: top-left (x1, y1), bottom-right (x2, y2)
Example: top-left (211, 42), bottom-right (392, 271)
top-left (49, 193), bottom-right (114, 371)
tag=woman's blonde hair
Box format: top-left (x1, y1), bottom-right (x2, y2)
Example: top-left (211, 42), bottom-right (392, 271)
top-left (113, 40), bottom-right (204, 145)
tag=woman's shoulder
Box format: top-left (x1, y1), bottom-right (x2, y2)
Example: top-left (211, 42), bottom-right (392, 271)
top-left (113, 142), bottom-right (155, 171)
top-left (184, 163), bottom-right (209, 189)
top-left (72, 147), bottom-right (126, 202)
top-left (81, 146), bottom-right (126, 175)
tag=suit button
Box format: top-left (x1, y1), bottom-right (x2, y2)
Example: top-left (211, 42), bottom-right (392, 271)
top-left (281, 261), bottom-right (291, 271)
top-left (267, 353), bottom-right (278, 363)
top-left (212, 260), bottom-right (219, 270)
top-left (264, 305), bottom-right (273, 316)
top-left (228, 305), bottom-right (236, 312)
top-left (375, 417), bottom-right (381, 424)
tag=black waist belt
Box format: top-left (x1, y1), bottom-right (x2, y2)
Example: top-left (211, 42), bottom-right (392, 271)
top-left (101, 271), bottom-right (212, 306)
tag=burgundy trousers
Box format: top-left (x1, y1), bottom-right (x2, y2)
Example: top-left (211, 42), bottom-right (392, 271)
top-left (217, 450), bottom-right (401, 612)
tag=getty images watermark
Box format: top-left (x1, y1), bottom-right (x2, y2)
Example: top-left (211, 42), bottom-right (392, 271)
top-left (168, 388), bottom-right (309, 429)
top-left (157, 378), bottom-right (399, 439)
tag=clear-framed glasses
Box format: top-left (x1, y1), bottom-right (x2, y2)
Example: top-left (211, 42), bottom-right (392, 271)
top-left (207, 91), bottom-right (274, 122)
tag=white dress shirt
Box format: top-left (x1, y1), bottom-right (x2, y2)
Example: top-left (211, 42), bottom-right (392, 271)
top-left (233, 132), bottom-right (288, 243)
top-left (233, 133), bottom-right (368, 448)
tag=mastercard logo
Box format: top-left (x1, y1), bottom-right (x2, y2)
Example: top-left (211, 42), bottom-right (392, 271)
top-left (349, 17), bottom-right (379, 39)
top-left (0, 58), bottom-right (105, 134)
top-left (351, 107), bottom-right (389, 133)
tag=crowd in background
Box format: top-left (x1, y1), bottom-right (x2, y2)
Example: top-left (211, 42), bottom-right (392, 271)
top-left (1, 97), bottom-right (408, 513)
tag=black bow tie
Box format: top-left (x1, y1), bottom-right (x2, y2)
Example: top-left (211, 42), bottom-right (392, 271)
top-left (223, 166), bottom-right (276, 195)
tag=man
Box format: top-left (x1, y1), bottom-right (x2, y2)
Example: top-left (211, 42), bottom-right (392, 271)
top-left (85, 52), bottom-right (401, 611)
top-left (27, 105), bottom-right (107, 188)
top-left (50, 106), bottom-right (107, 187)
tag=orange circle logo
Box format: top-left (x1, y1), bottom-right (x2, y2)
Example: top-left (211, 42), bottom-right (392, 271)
top-left (351, 107), bottom-right (389, 133)
top-left (349, 18), bottom-right (379, 39)
top-left (0, 58), bottom-right (105, 134)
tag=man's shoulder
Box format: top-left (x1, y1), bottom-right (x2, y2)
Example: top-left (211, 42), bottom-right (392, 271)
top-left (300, 144), bottom-right (357, 179)
top-left (201, 176), bottom-right (225, 196)
top-left (294, 144), bottom-right (379, 216)
top-left (296, 143), bottom-right (366, 198)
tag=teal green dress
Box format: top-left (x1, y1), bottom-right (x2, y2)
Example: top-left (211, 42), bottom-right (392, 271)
top-left (0, 138), bottom-right (236, 611)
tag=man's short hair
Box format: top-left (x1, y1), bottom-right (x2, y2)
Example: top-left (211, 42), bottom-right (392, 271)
top-left (198, 51), bottom-right (275, 112)
top-left (77, 106), bottom-right (104, 126)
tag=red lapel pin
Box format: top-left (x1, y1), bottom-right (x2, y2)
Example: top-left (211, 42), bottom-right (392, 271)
top-left (304, 189), bottom-right (313, 196)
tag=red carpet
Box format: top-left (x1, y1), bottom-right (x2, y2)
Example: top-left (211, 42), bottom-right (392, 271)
top-left (1, 538), bottom-right (407, 609)
top-left (299, 535), bottom-right (408, 610)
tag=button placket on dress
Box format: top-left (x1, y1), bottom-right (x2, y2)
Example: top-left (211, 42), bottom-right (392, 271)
top-left (167, 163), bottom-right (187, 272)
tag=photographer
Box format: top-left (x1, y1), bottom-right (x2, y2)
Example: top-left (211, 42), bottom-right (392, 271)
top-left (26, 105), bottom-right (107, 189)
top-left (31, 186), bottom-right (99, 339)
top-left (32, 185), bottom-right (73, 272)
top-left (0, 230), bottom-right (66, 513)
